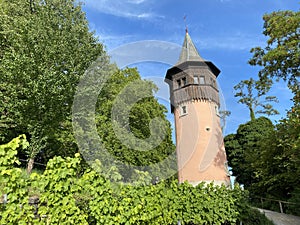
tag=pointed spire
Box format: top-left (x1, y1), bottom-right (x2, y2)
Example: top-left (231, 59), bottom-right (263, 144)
top-left (183, 15), bottom-right (188, 34)
top-left (177, 31), bottom-right (204, 64)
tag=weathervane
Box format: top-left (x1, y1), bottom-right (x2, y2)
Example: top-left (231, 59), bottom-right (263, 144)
top-left (183, 15), bottom-right (188, 33)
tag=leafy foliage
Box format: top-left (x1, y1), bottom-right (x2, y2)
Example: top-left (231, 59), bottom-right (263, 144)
top-left (238, 208), bottom-right (274, 225)
top-left (0, 136), bottom-right (260, 225)
top-left (94, 68), bottom-right (176, 181)
top-left (250, 95), bottom-right (300, 212)
top-left (225, 110), bottom-right (300, 214)
top-left (249, 10), bottom-right (300, 87)
top-left (234, 78), bottom-right (278, 121)
top-left (0, 135), bottom-right (35, 224)
top-left (230, 10), bottom-right (299, 214)
top-left (225, 117), bottom-right (275, 189)
top-left (0, 0), bottom-right (104, 172)
top-left (0, 0), bottom-right (175, 177)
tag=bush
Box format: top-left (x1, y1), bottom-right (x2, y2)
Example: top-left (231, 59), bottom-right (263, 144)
top-left (239, 207), bottom-right (274, 225)
top-left (0, 136), bottom-right (265, 224)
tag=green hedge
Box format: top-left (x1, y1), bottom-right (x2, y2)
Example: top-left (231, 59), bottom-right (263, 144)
top-left (0, 136), bottom-right (271, 224)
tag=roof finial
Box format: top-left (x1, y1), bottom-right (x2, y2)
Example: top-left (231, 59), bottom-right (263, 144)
top-left (183, 15), bottom-right (188, 33)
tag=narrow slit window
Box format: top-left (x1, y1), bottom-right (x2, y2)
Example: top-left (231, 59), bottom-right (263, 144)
top-left (177, 79), bottom-right (181, 88)
top-left (182, 77), bottom-right (187, 86)
top-left (215, 105), bottom-right (220, 116)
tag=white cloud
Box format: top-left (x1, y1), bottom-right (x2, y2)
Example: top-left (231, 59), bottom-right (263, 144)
top-left (84, 0), bottom-right (161, 20)
top-left (195, 32), bottom-right (266, 51)
top-left (127, 0), bottom-right (147, 4)
top-left (95, 33), bottom-right (135, 50)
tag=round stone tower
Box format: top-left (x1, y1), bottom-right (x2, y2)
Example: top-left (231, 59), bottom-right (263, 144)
top-left (165, 31), bottom-right (230, 186)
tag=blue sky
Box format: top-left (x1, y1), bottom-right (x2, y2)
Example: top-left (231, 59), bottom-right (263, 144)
top-left (81, 0), bottom-right (299, 135)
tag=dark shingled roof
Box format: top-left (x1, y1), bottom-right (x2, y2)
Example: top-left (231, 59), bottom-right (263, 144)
top-left (164, 31), bottom-right (222, 112)
top-left (165, 31), bottom-right (221, 79)
top-left (177, 31), bottom-right (205, 64)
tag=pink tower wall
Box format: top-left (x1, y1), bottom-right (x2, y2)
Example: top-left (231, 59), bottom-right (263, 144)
top-left (174, 100), bottom-right (230, 186)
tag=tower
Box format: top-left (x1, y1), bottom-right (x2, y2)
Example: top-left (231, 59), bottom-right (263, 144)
top-left (165, 31), bottom-right (230, 186)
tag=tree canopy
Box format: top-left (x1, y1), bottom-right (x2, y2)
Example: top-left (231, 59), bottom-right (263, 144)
top-left (234, 78), bottom-right (278, 121)
top-left (0, 0), bottom-right (176, 178)
top-left (228, 9), bottom-right (300, 215)
top-left (94, 67), bottom-right (176, 182)
top-left (0, 0), bottom-right (105, 172)
top-left (249, 10), bottom-right (300, 88)
top-left (225, 117), bottom-right (275, 188)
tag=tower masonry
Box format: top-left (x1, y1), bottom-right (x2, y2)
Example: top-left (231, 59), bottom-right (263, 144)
top-left (165, 31), bottom-right (230, 186)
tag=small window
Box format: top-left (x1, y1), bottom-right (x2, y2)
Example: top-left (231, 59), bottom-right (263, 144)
top-left (176, 77), bottom-right (187, 88)
top-left (193, 76), bottom-right (199, 84)
top-left (180, 105), bottom-right (187, 116)
top-left (211, 78), bottom-right (217, 88)
top-left (182, 106), bottom-right (187, 114)
top-left (177, 79), bottom-right (181, 88)
top-left (182, 77), bottom-right (187, 86)
top-left (215, 105), bottom-right (220, 116)
top-left (199, 76), bottom-right (205, 84)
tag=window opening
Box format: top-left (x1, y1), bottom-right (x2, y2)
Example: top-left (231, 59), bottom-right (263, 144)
top-left (182, 77), bottom-right (187, 86)
top-left (180, 105), bottom-right (188, 116)
top-left (215, 105), bottom-right (220, 116)
top-left (177, 79), bottom-right (181, 88)
top-left (182, 106), bottom-right (187, 114)
top-left (193, 76), bottom-right (199, 84)
top-left (199, 76), bottom-right (205, 84)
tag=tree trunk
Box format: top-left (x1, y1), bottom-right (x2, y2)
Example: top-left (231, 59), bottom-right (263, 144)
top-left (250, 107), bottom-right (255, 121)
top-left (27, 157), bottom-right (35, 174)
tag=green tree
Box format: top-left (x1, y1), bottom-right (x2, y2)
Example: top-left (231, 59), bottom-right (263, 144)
top-left (252, 92), bottom-right (300, 205)
top-left (227, 10), bottom-right (299, 214)
top-left (234, 78), bottom-right (278, 121)
top-left (247, 10), bottom-right (300, 210)
top-left (0, 0), bottom-right (104, 172)
top-left (225, 117), bottom-right (275, 189)
top-left (224, 134), bottom-right (243, 182)
top-left (95, 67), bottom-right (176, 182)
top-left (249, 10), bottom-right (300, 88)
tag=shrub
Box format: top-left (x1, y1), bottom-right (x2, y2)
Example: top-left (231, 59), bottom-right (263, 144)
top-left (1, 136), bottom-right (270, 224)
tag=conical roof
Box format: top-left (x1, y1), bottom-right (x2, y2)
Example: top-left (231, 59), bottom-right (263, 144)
top-left (177, 31), bottom-right (204, 64)
top-left (165, 31), bottom-right (220, 81)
